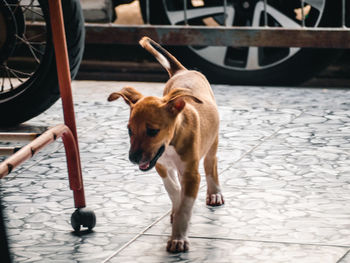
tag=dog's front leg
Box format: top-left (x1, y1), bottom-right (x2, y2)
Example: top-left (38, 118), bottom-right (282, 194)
top-left (156, 164), bottom-right (181, 223)
top-left (167, 169), bottom-right (200, 253)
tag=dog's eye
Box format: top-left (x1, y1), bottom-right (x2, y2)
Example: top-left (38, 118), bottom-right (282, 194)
top-left (128, 127), bottom-right (133, 137)
top-left (146, 127), bottom-right (159, 137)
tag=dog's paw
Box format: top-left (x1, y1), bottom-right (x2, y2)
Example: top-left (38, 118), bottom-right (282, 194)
top-left (167, 238), bottom-right (189, 253)
top-left (206, 193), bottom-right (224, 206)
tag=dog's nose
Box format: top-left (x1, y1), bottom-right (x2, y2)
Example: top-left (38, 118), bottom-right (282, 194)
top-left (129, 149), bottom-right (143, 164)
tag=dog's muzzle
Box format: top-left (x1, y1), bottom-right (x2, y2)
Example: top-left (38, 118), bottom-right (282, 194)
top-left (129, 149), bottom-right (143, 164)
top-left (138, 145), bottom-right (165, 172)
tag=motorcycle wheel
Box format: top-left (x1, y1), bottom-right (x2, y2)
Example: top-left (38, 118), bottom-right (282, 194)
top-left (140, 0), bottom-right (343, 86)
top-left (0, 0), bottom-right (84, 126)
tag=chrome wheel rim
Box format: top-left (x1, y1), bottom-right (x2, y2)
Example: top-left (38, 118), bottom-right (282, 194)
top-left (0, 0), bottom-right (47, 98)
top-left (163, 0), bottom-right (326, 71)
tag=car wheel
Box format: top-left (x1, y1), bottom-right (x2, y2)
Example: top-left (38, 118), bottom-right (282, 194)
top-left (0, 0), bottom-right (85, 126)
top-left (140, 0), bottom-right (343, 85)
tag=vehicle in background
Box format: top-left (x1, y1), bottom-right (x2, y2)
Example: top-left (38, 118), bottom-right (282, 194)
top-left (109, 0), bottom-right (346, 85)
top-left (0, 0), bottom-right (85, 126)
top-left (0, 0), bottom-right (347, 126)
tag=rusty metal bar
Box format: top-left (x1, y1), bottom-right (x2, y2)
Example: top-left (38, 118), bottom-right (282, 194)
top-left (0, 1), bottom-right (90, 233)
top-left (82, 24), bottom-right (350, 49)
top-left (0, 133), bottom-right (39, 142)
top-left (0, 125), bottom-right (67, 178)
top-left (26, 23), bottom-right (350, 49)
top-left (0, 124), bottom-right (85, 207)
top-left (48, 0), bottom-right (85, 208)
top-left (49, 0), bottom-right (78, 143)
top-left (60, 125), bottom-right (85, 207)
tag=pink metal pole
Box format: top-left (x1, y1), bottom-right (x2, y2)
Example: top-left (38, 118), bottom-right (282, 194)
top-left (0, 125), bottom-right (65, 178)
top-left (48, 0), bottom-right (86, 208)
top-left (48, 0), bottom-right (78, 141)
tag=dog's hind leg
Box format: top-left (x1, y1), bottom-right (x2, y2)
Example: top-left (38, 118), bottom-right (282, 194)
top-left (204, 136), bottom-right (224, 206)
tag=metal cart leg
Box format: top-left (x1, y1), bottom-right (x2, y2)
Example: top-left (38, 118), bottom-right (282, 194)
top-left (48, 0), bottom-right (95, 232)
top-left (0, 124), bottom-right (96, 232)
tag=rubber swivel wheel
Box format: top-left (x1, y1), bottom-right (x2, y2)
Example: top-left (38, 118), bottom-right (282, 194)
top-left (71, 208), bottom-right (96, 232)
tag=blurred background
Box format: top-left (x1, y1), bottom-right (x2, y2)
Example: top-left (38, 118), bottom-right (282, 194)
top-left (1, 0), bottom-right (349, 125)
top-left (79, 0), bottom-right (350, 87)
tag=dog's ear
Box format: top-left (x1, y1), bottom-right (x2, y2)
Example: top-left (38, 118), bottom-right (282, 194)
top-left (108, 86), bottom-right (143, 106)
top-left (163, 89), bottom-right (203, 115)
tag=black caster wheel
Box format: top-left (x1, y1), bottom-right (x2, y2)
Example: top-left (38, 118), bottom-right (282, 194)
top-left (71, 208), bottom-right (96, 232)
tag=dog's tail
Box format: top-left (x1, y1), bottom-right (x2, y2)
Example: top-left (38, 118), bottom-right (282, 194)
top-left (139, 37), bottom-right (186, 77)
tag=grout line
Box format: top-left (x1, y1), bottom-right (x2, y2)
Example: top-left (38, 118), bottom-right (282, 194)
top-left (142, 232), bottom-right (350, 249)
top-left (101, 209), bottom-right (171, 263)
top-left (3, 144), bottom-right (62, 181)
top-left (337, 249), bottom-right (350, 263)
top-left (221, 110), bottom-right (305, 173)
top-left (202, 184), bottom-right (350, 195)
top-left (5, 108), bottom-right (304, 181)
top-left (99, 110), bottom-right (308, 262)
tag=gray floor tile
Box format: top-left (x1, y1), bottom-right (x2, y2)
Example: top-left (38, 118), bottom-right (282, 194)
top-left (109, 235), bottom-right (347, 263)
top-left (2, 81), bottom-right (350, 262)
top-left (147, 188), bottom-right (350, 246)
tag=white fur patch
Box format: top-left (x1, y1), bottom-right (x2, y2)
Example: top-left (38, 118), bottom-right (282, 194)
top-left (162, 170), bottom-right (181, 209)
top-left (158, 146), bottom-right (185, 210)
top-left (155, 53), bottom-right (171, 71)
top-left (158, 146), bottom-right (195, 239)
top-left (172, 196), bottom-right (195, 239)
top-left (157, 146), bottom-right (185, 176)
top-left (205, 176), bottom-right (221, 194)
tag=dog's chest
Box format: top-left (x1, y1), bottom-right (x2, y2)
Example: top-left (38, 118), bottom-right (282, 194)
top-left (157, 146), bottom-right (185, 173)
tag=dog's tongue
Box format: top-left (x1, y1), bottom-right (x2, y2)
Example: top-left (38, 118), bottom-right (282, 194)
top-left (139, 162), bottom-right (150, 170)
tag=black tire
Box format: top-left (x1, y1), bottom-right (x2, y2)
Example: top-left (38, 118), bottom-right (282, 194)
top-left (140, 0), bottom-right (343, 86)
top-left (0, 0), bottom-right (85, 126)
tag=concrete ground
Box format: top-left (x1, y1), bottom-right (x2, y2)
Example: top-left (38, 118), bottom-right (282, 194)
top-left (1, 80), bottom-right (350, 262)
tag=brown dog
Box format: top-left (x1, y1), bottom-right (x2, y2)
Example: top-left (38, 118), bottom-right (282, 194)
top-left (108, 37), bottom-right (224, 252)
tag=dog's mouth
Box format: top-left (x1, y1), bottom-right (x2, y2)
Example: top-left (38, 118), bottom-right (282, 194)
top-left (139, 145), bottom-right (165, 172)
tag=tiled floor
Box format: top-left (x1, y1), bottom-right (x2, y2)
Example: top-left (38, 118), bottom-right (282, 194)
top-left (1, 81), bottom-right (350, 262)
